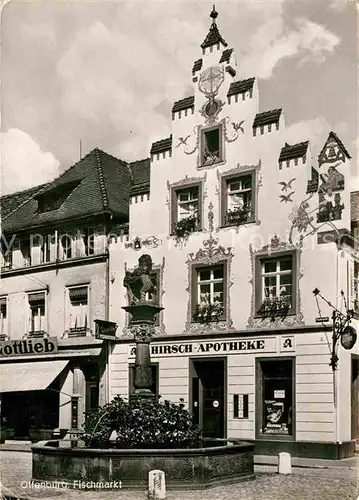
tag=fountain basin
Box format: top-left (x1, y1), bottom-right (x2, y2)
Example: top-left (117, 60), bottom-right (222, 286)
top-left (32, 439), bottom-right (255, 489)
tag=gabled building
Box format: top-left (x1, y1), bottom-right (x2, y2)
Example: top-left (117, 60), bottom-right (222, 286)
top-left (0, 148), bottom-right (131, 441)
top-left (108, 8), bottom-right (359, 459)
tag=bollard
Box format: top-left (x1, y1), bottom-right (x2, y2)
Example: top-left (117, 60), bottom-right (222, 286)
top-left (148, 470), bottom-right (166, 500)
top-left (278, 452), bottom-right (291, 475)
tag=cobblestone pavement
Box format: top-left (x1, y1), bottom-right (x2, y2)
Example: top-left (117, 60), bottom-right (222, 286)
top-left (1, 452), bottom-right (358, 500)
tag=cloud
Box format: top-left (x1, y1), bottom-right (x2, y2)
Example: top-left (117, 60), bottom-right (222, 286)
top-left (241, 17), bottom-right (341, 79)
top-left (285, 116), bottom-right (350, 158)
top-left (328, 0), bottom-right (351, 12)
top-left (1, 129), bottom-right (60, 195)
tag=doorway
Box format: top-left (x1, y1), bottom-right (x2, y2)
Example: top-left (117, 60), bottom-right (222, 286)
top-left (351, 356), bottom-right (359, 443)
top-left (190, 358), bottom-right (226, 439)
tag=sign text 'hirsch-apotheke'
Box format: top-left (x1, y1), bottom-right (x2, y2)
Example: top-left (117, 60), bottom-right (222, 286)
top-left (129, 338), bottom-right (276, 357)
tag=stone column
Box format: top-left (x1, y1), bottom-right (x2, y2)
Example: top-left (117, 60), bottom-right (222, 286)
top-left (132, 323), bottom-right (155, 399)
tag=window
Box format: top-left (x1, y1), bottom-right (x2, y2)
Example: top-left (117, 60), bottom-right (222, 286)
top-left (1, 238), bottom-right (14, 271)
top-left (201, 125), bottom-right (223, 166)
top-left (60, 234), bottom-right (72, 260)
top-left (40, 234), bottom-right (55, 263)
top-left (68, 286), bottom-right (89, 336)
top-left (221, 172), bottom-right (255, 226)
top-left (192, 264), bottom-right (226, 322)
top-left (256, 254), bottom-right (295, 315)
top-left (256, 359), bottom-right (294, 439)
top-left (129, 363), bottom-right (159, 397)
top-left (0, 296), bottom-right (8, 338)
top-left (28, 292), bottom-right (46, 336)
top-left (83, 227), bottom-right (95, 256)
top-left (20, 238), bottom-right (31, 267)
top-left (171, 184), bottom-right (202, 235)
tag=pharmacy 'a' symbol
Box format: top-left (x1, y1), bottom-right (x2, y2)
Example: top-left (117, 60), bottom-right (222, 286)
top-left (283, 339), bottom-right (293, 348)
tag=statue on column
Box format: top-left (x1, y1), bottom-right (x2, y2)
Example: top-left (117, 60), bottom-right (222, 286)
top-left (123, 254), bottom-right (157, 305)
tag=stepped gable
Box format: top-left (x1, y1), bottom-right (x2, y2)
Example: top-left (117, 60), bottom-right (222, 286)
top-left (279, 141), bottom-right (309, 162)
top-left (150, 136), bottom-right (172, 155)
top-left (172, 96), bottom-right (195, 114)
top-left (227, 78), bottom-right (255, 98)
top-left (253, 109), bottom-right (282, 128)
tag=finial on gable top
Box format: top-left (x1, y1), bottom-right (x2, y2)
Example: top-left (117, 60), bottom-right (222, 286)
top-left (210, 5), bottom-right (218, 23)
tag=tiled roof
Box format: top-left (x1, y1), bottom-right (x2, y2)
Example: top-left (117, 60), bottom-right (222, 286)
top-left (129, 158), bottom-right (151, 196)
top-left (219, 48), bottom-right (233, 64)
top-left (201, 23), bottom-right (228, 49)
top-left (351, 191), bottom-right (359, 222)
top-left (2, 148), bottom-right (131, 233)
top-left (253, 109), bottom-right (282, 128)
top-left (318, 131), bottom-right (352, 163)
top-left (192, 59), bottom-right (203, 74)
top-left (279, 141), bottom-right (309, 162)
top-left (150, 136), bottom-right (172, 155)
top-left (1, 183), bottom-right (50, 219)
top-left (227, 78), bottom-right (255, 97)
top-left (172, 96), bottom-right (195, 113)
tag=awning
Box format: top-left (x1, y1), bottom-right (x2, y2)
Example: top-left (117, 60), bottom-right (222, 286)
top-left (0, 359), bottom-right (69, 393)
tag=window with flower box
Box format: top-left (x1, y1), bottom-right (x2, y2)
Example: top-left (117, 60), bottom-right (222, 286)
top-left (200, 124), bottom-right (223, 167)
top-left (192, 264), bottom-right (226, 323)
top-left (255, 253), bottom-right (296, 319)
top-left (67, 285), bottom-right (89, 336)
top-left (28, 292), bottom-right (46, 337)
top-left (221, 172), bottom-right (255, 227)
top-left (171, 184), bottom-right (202, 237)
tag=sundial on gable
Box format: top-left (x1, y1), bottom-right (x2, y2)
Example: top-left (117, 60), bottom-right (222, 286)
top-left (198, 66), bottom-right (224, 97)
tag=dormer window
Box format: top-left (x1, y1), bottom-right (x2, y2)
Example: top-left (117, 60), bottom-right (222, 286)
top-left (201, 124), bottom-right (223, 166)
top-left (36, 179), bottom-right (82, 213)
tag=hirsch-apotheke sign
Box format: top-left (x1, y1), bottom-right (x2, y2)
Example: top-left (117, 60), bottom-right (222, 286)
top-left (129, 338), bottom-right (277, 358)
top-left (0, 337), bottom-right (58, 358)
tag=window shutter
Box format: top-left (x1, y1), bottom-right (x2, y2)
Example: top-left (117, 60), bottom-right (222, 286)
top-left (171, 188), bottom-right (177, 233)
top-left (0, 296), bottom-right (7, 306)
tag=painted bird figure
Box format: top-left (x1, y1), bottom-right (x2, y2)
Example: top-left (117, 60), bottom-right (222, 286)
top-left (176, 135), bottom-right (191, 147)
top-left (279, 192), bottom-right (295, 203)
top-left (279, 178), bottom-right (296, 192)
top-left (232, 120), bottom-right (245, 134)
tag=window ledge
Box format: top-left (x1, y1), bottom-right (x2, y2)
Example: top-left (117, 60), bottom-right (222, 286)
top-left (170, 228), bottom-right (203, 237)
top-left (1, 253), bottom-right (108, 277)
top-left (198, 159), bottom-right (225, 169)
top-left (220, 219), bottom-right (256, 229)
top-left (28, 330), bottom-right (46, 338)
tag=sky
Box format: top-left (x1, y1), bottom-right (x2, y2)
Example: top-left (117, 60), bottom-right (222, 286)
top-left (1, 0), bottom-right (358, 195)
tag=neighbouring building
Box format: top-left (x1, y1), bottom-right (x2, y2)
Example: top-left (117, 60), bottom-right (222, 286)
top-left (108, 9), bottom-right (359, 458)
top-left (0, 149), bottom-right (131, 441)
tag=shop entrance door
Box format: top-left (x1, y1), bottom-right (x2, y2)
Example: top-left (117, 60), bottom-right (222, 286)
top-left (351, 357), bottom-right (359, 443)
top-left (190, 359), bottom-right (226, 439)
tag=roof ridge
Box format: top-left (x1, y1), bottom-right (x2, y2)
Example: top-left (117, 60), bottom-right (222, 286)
top-left (1, 182), bottom-right (50, 199)
top-left (94, 148), bottom-right (109, 210)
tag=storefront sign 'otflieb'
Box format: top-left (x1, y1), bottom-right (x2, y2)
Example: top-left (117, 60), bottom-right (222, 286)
top-left (0, 337), bottom-right (58, 357)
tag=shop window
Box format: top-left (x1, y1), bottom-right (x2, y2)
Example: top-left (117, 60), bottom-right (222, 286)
top-left (171, 184), bottom-right (202, 235)
top-left (28, 292), bottom-right (46, 337)
top-left (68, 286), bottom-right (89, 336)
top-left (201, 125), bottom-right (223, 166)
top-left (256, 253), bottom-right (296, 315)
top-left (221, 172), bottom-right (255, 226)
top-left (0, 296), bottom-right (8, 339)
top-left (192, 264), bottom-right (226, 322)
top-left (129, 363), bottom-right (159, 397)
top-left (256, 358), bottom-right (294, 439)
